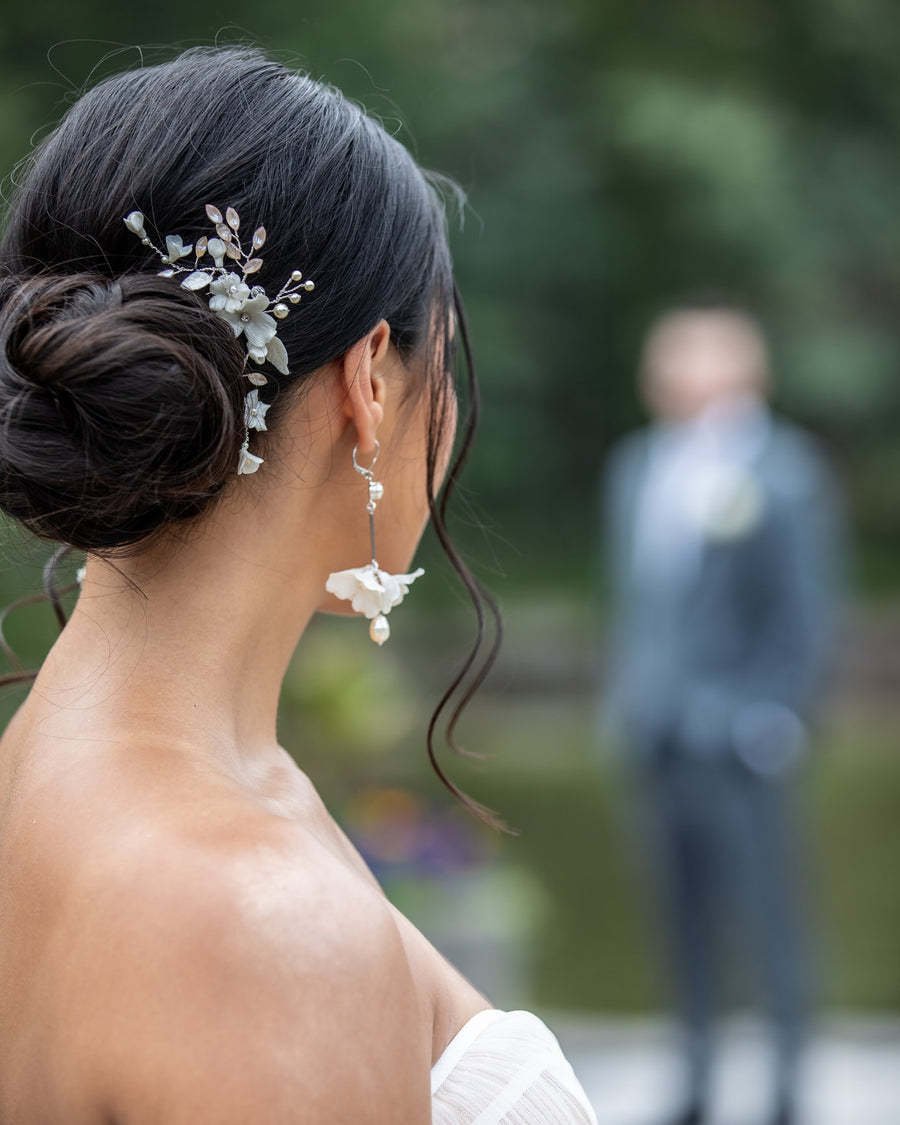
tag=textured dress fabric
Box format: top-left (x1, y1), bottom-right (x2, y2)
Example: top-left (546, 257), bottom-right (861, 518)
top-left (431, 1009), bottom-right (598, 1125)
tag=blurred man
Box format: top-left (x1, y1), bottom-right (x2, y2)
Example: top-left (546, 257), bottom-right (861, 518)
top-left (603, 303), bottom-right (843, 1125)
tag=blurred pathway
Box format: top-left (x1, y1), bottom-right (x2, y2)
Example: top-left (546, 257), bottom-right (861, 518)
top-left (551, 1014), bottom-right (900, 1125)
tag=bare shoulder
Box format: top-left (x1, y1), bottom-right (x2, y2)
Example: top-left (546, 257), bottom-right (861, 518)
top-left (89, 814), bottom-right (432, 1124)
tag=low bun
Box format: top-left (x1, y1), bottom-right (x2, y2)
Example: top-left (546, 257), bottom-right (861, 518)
top-left (0, 48), bottom-right (503, 821)
top-left (0, 272), bottom-right (246, 551)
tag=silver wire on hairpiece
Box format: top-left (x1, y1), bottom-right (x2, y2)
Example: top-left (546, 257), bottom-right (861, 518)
top-left (123, 205), bottom-right (315, 475)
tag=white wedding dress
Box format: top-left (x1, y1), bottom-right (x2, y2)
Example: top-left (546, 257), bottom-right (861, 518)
top-left (430, 1009), bottom-right (598, 1124)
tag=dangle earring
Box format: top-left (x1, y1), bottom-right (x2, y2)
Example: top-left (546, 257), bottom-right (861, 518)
top-left (325, 441), bottom-right (424, 645)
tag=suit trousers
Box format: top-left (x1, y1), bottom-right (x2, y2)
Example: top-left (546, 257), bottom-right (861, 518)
top-left (639, 741), bottom-right (811, 1103)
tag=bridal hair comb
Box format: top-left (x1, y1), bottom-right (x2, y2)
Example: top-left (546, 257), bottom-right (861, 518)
top-left (123, 205), bottom-right (315, 475)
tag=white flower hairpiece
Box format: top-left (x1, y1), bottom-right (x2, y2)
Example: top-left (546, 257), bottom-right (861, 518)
top-left (123, 205), bottom-right (315, 475)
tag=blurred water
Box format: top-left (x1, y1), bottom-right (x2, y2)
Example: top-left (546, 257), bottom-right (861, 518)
top-left (553, 1013), bottom-right (900, 1125)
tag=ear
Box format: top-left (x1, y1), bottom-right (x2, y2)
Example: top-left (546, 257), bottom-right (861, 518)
top-left (340, 320), bottom-right (390, 454)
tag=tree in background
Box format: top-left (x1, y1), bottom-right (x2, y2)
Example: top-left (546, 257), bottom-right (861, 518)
top-left (1, 0), bottom-right (899, 590)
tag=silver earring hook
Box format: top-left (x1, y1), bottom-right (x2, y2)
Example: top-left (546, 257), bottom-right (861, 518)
top-left (351, 440), bottom-right (380, 479)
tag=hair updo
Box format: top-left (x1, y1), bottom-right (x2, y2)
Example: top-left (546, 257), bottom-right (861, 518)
top-left (0, 46), bottom-right (457, 552)
top-left (0, 272), bottom-right (245, 549)
top-left (0, 46), bottom-right (502, 822)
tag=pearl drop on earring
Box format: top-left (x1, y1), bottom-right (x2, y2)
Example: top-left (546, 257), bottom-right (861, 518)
top-left (369, 615), bottom-right (390, 645)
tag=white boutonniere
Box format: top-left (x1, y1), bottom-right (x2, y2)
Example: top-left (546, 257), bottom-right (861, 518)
top-left (685, 465), bottom-right (766, 542)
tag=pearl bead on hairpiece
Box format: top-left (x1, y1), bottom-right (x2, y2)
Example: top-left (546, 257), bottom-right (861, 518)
top-left (123, 205), bottom-right (315, 475)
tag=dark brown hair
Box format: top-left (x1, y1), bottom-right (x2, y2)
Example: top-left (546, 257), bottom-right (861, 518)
top-left (0, 47), bottom-right (502, 823)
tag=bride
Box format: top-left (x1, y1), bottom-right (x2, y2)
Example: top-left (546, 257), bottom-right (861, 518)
top-left (0, 47), bottom-right (596, 1122)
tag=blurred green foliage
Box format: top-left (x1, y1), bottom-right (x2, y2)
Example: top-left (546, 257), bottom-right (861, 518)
top-left (1, 0), bottom-right (900, 589)
top-left (289, 617), bottom-right (900, 1013)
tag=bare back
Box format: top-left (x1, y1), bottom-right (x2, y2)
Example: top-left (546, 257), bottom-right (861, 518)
top-left (0, 697), bottom-right (489, 1123)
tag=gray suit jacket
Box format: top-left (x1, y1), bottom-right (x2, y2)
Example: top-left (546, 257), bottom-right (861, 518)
top-left (603, 417), bottom-right (844, 771)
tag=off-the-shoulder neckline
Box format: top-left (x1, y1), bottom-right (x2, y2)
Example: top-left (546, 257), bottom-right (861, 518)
top-left (431, 1009), bottom-right (504, 1091)
top-left (431, 1009), bottom-right (549, 1093)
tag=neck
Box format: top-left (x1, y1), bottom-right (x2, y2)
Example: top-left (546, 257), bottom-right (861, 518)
top-left (30, 475), bottom-right (338, 773)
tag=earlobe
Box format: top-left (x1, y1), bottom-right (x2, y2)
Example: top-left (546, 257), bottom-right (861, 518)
top-left (340, 320), bottom-right (390, 452)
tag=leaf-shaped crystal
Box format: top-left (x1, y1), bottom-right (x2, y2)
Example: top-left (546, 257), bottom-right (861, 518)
top-left (252, 227), bottom-right (266, 249)
top-left (158, 268), bottom-right (176, 278)
top-left (225, 207), bottom-right (240, 230)
top-left (205, 204), bottom-right (223, 224)
top-left (215, 224), bottom-right (233, 243)
top-left (243, 258), bottom-right (263, 274)
top-left (246, 372), bottom-right (269, 386)
top-left (124, 211), bottom-right (146, 236)
top-left (181, 270), bottom-right (212, 290)
top-left (195, 236), bottom-right (208, 258)
top-left (225, 243), bottom-right (241, 260)
top-left (266, 336), bottom-right (290, 375)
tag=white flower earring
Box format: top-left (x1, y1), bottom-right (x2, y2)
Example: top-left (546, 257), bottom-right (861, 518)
top-left (324, 441), bottom-right (424, 645)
